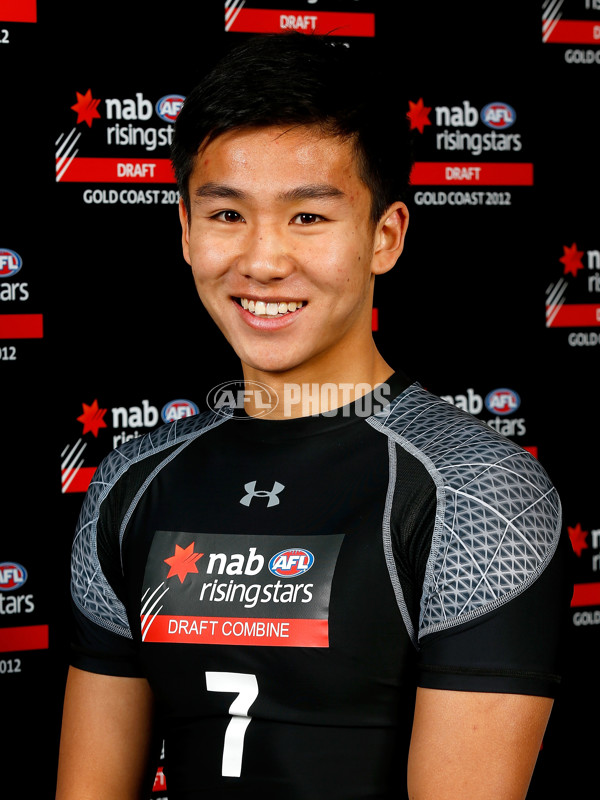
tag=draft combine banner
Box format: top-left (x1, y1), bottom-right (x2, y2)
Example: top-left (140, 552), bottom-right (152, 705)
top-left (142, 532), bottom-right (344, 647)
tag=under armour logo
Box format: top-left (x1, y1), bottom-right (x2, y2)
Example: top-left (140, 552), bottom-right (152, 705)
top-left (240, 480), bottom-right (285, 507)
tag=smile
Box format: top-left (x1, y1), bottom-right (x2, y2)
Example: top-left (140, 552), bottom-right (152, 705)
top-left (238, 298), bottom-right (306, 317)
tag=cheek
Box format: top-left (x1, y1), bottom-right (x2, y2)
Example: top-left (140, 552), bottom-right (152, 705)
top-left (188, 236), bottom-right (232, 283)
top-left (306, 234), bottom-right (352, 271)
top-left (309, 239), bottom-right (371, 291)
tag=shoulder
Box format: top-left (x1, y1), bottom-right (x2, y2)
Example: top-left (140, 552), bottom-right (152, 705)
top-left (85, 408), bottom-right (226, 508)
top-left (370, 383), bottom-right (563, 640)
top-left (98, 408), bottom-right (225, 479)
top-left (371, 382), bottom-right (555, 494)
top-left (75, 406), bottom-right (228, 551)
top-left (70, 409), bottom-right (229, 637)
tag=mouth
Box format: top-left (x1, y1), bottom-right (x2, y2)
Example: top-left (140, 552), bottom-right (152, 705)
top-left (237, 298), bottom-right (306, 318)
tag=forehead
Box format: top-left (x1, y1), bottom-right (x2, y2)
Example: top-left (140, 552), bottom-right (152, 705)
top-left (191, 125), bottom-right (365, 195)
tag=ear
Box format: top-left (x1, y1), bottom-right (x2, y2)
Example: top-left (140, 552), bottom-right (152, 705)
top-left (179, 196), bottom-right (192, 266)
top-left (371, 201), bottom-right (409, 276)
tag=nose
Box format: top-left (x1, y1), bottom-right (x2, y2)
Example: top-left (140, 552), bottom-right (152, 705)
top-left (237, 223), bottom-right (294, 283)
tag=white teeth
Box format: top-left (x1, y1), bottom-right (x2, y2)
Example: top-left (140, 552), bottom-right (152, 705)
top-left (240, 298), bottom-right (304, 317)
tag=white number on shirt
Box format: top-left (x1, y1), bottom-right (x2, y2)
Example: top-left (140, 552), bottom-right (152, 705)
top-left (205, 671), bottom-right (259, 777)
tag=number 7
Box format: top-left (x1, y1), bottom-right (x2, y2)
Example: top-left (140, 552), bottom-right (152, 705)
top-left (206, 671), bottom-right (259, 777)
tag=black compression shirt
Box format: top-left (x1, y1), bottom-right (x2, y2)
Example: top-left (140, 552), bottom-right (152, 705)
top-left (68, 374), bottom-right (569, 799)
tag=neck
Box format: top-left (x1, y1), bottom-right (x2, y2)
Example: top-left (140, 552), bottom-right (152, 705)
top-left (241, 344), bottom-right (394, 419)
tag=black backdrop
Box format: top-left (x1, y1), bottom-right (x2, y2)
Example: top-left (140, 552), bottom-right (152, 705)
top-left (1, 1), bottom-right (598, 796)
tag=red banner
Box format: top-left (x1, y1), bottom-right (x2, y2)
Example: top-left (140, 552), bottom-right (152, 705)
top-left (61, 466), bottom-right (96, 494)
top-left (225, 8), bottom-right (375, 37)
top-left (411, 162), bottom-right (534, 186)
top-left (143, 615), bottom-right (329, 647)
top-left (152, 767), bottom-right (167, 793)
top-left (572, 583), bottom-right (600, 607)
top-left (543, 19), bottom-right (600, 44)
top-left (56, 157), bottom-right (175, 183)
top-left (0, 625), bottom-right (48, 653)
top-left (546, 304), bottom-right (600, 328)
top-left (0, 314), bottom-right (43, 339)
top-left (0, 0), bottom-right (36, 22)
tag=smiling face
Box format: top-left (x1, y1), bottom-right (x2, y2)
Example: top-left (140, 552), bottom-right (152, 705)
top-left (179, 125), bottom-right (408, 389)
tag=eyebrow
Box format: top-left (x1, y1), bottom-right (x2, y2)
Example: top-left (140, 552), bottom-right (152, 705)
top-left (194, 183), bottom-right (249, 201)
top-left (194, 182), bottom-right (346, 203)
top-left (278, 184), bottom-right (346, 202)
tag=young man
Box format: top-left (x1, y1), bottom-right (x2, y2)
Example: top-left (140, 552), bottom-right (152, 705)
top-left (57, 33), bottom-right (569, 799)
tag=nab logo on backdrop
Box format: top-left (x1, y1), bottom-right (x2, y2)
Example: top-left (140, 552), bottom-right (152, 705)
top-left (0, 559), bottom-right (36, 619)
top-left (442, 386), bottom-right (527, 439)
top-left (545, 241), bottom-right (600, 346)
top-left (61, 397), bottom-right (199, 494)
top-left (0, 248), bottom-right (30, 303)
top-left (55, 87), bottom-right (185, 204)
top-left (568, 520), bottom-right (600, 627)
top-left (0, 559), bottom-right (47, 651)
top-left (407, 96), bottom-right (532, 208)
top-left (0, 248), bottom-right (42, 340)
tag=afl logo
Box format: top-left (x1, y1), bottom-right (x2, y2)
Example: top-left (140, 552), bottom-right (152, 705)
top-left (155, 94), bottom-right (185, 123)
top-left (207, 379), bottom-right (277, 419)
top-left (0, 249), bottom-right (23, 278)
top-left (269, 548), bottom-right (314, 578)
top-left (0, 562), bottom-right (28, 591)
top-left (481, 102), bottom-right (516, 130)
top-left (485, 388), bottom-right (521, 416)
top-left (161, 398), bottom-right (199, 423)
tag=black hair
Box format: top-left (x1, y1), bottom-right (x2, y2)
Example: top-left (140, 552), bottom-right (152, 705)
top-left (171, 32), bottom-right (413, 223)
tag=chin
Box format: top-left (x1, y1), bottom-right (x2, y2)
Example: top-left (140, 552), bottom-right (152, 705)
top-left (240, 352), bottom-right (307, 377)
top-left (245, 362), bottom-right (298, 377)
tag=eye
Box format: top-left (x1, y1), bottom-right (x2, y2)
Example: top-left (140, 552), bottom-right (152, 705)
top-left (291, 213), bottom-right (324, 225)
top-left (213, 210), bottom-right (245, 223)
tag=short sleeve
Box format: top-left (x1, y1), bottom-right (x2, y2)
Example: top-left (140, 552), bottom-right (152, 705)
top-left (416, 531), bottom-right (572, 697)
top-left (69, 602), bottom-right (144, 677)
top-left (68, 448), bottom-right (141, 677)
top-left (375, 383), bottom-right (571, 697)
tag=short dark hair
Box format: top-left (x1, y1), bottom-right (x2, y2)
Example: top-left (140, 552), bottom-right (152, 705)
top-left (171, 32), bottom-right (413, 223)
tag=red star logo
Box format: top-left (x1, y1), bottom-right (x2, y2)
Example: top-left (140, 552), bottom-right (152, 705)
top-left (407, 98), bottom-right (432, 134)
top-left (559, 242), bottom-right (585, 277)
top-left (568, 522), bottom-right (588, 557)
top-left (71, 89), bottom-right (101, 127)
top-left (77, 399), bottom-right (107, 437)
top-left (164, 542), bottom-right (203, 583)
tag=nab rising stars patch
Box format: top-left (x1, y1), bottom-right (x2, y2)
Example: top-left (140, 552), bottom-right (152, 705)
top-left (141, 532), bottom-right (344, 647)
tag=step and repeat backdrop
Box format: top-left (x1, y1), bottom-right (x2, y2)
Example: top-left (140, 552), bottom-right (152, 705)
top-left (1, 1), bottom-right (598, 796)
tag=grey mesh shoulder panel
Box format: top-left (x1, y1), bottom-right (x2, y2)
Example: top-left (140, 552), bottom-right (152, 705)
top-left (70, 409), bottom-right (230, 638)
top-left (368, 383), bottom-right (562, 644)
